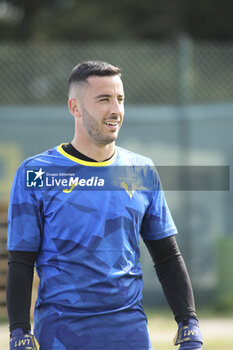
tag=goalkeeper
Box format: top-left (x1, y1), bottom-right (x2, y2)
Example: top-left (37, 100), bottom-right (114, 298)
top-left (7, 61), bottom-right (202, 349)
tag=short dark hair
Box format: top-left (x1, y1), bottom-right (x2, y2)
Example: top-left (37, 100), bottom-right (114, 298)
top-left (68, 60), bottom-right (121, 96)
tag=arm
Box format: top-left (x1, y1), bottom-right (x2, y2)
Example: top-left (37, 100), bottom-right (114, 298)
top-left (6, 251), bottom-right (39, 349)
top-left (144, 235), bottom-right (203, 349)
top-left (144, 235), bottom-right (196, 322)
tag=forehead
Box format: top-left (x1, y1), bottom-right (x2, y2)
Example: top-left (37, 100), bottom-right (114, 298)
top-left (85, 75), bottom-right (124, 96)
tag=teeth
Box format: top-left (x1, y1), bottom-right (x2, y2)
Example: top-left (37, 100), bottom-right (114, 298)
top-left (105, 122), bottom-right (118, 126)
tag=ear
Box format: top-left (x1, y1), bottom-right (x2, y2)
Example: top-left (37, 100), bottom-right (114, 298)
top-left (68, 98), bottom-right (81, 118)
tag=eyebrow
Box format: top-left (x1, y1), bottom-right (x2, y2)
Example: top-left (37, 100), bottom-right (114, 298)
top-left (95, 94), bottom-right (124, 100)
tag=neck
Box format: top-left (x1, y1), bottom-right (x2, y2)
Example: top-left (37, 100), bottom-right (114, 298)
top-left (71, 136), bottom-right (115, 162)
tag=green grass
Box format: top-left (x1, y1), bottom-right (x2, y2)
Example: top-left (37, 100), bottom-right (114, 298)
top-left (0, 317), bottom-right (8, 324)
top-left (146, 308), bottom-right (233, 350)
top-left (150, 338), bottom-right (233, 350)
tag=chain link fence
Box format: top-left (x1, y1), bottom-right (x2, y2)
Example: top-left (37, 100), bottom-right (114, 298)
top-left (0, 38), bottom-right (233, 105)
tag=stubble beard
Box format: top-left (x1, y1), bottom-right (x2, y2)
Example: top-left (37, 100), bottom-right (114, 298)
top-left (81, 107), bottom-right (120, 146)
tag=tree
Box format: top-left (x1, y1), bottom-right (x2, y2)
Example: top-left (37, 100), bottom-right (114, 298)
top-left (0, 0), bottom-right (233, 41)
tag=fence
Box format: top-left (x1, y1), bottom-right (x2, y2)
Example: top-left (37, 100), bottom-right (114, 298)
top-left (0, 38), bottom-right (233, 105)
top-left (0, 203), bottom-right (7, 318)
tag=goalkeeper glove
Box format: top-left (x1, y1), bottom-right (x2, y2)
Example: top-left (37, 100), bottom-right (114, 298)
top-left (174, 317), bottom-right (203, 349)
top-left (10, 328), bottom-right (39, 350)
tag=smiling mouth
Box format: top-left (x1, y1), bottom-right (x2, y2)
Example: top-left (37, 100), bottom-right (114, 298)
top-left (104, 121), bottom-right (119, 126)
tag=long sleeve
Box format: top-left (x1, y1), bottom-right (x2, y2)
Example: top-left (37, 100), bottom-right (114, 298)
top-left (144, 235), bottom-right (197, 323)
top-left (6, 251), bottom-right (37, 334)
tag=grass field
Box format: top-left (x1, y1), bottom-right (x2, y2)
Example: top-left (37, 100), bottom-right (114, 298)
top-left (1, 311), bottom-right (233, 349)
top-left (147, 310), bottom-right (233, 349)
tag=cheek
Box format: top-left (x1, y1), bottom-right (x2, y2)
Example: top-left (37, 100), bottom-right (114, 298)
top-left (119, 107), bottom-right (125, 122)
top-left (89, 103), bottom-right (107, 117)
top-left (98, 104), bottom-right (109, 114)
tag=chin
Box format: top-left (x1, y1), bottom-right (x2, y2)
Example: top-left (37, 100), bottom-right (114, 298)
top-left (105, 132), bottom-right (119, 143)
top-left (102, 136), bottom-right (117, 145)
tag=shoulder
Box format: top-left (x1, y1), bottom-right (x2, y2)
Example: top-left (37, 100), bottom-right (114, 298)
top-left (16, 145), bottom-right (62, 174)
top-left (115, 146), bottom-right (154, 166)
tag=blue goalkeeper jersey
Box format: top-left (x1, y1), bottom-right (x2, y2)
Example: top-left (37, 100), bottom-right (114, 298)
top-left (8, 144), bottom-right (177, 349)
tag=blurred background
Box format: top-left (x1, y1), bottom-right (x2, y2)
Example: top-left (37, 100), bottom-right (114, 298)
top-left (0, 0), bottom-right (233, 348)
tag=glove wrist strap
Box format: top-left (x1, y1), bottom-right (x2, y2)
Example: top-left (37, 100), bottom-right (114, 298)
top-left (10, 329), bottom-right (39, 350)
top-left (174, 319), bottom-right (203, 346)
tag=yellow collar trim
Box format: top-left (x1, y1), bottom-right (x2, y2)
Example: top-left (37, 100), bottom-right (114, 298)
top-left (57, 144), bottom-right (117, 167)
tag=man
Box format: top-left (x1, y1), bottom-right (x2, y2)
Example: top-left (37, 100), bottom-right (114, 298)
top-left (7, 61), bottom-right (203, 349)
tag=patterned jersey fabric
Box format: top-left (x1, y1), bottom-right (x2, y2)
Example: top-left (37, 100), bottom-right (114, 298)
top-left (7, 144), bottom-right (177, 349)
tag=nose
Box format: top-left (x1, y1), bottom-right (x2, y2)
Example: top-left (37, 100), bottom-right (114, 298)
top-left (109, 99), bottom-right (124, 116)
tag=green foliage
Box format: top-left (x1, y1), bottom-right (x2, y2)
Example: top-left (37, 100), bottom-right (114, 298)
top-left (0, 0), bottom-right (233, 42)
top-left (215, 237), bottom-right (233, 313)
